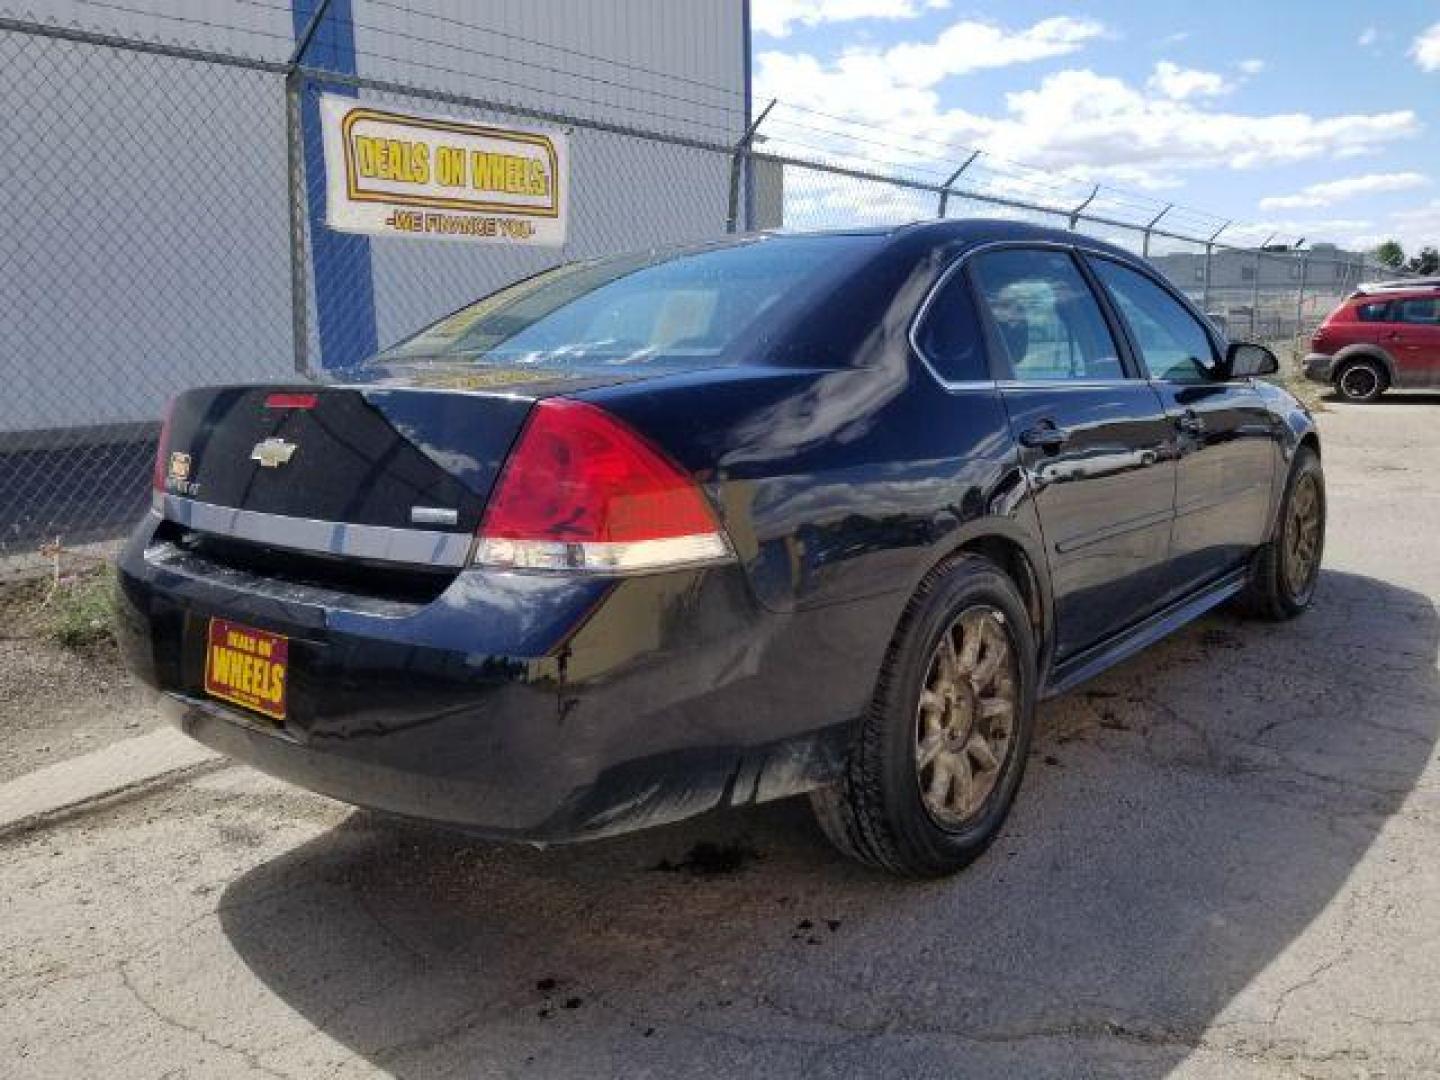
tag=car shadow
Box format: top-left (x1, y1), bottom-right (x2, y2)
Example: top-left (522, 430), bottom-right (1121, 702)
top-left (218, 569), bottom-right (1437, 1077)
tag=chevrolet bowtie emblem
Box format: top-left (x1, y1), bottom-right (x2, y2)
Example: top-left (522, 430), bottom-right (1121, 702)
top-left (250, 436), bottom-right (297, 468)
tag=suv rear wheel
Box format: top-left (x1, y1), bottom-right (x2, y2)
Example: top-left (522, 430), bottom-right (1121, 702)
top-left (1334, 359), bottom-right (1386, 402)
top-left (810, 554), bottom-right (1037, 877)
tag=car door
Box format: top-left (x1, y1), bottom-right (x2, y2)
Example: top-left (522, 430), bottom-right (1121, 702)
top-left (1085, 255), bottom-right (1276, 597)
top-left (1388, 296), bottom-right (1440, 388)
top-left (968, 246), bottom-right (1176, 660)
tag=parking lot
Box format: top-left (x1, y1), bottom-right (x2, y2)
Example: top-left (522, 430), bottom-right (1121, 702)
top-left (3, 396), bottom-right (1439, 1079)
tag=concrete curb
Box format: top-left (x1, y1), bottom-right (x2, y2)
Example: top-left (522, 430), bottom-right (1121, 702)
top-left (0, 727), bottom-right (225, 837)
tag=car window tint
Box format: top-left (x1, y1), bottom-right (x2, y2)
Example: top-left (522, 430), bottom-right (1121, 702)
top-left (915, 266), bottom-right (990, 382)
top-left (969, 250), bottom-right (1124, 382)
top-left (364, 234), bottom-right (885, 373)
top-left (1356, 301), bottom-right (1392, 322)
top-left (1396, 298), bottom-right (1440, 325)
top-left (1089, 258), bottom-right (1216, 383)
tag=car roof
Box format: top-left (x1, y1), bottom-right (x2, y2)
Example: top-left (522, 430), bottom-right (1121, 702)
top-left (756, 218), bottom-right (1144, 261)
top-left (1350, 282), bottom-right (1440, 302)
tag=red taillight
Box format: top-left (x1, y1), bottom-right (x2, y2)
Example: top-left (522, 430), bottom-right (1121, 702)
top-left (264, 392), bottom-right (317, 410)
top-left (476, 398), bottom-right (730, 573)
top-left (151, 397), bottom-right (176, 495)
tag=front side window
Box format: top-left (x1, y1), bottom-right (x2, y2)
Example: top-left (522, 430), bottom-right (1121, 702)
top-left (1089, 257), bottom-right (1217, 383)
top-left (969, 249), bottom-right (1124, 382)
top-left (1395, 297), bottom-right (1440, 325)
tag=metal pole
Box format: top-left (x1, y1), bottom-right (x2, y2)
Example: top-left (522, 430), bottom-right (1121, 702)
top-left (937, 150), bottom-right (981, 218)
top-left (1294, 252), bottom-right (1308, 341)
top-left (1141, 204), bottom-right (1172, 258)
top-left (1250, 234), bottom-right (1273, 340)
top-left (283, 0), bottom-right (335, 376)
top-left (726, 97), bottom-right (775, 233)
top-left (1201, 221), bottom-right (1230, 316)
top-left (285, 74), bottom-right (309, 376)
top-left (1068, 185), bottom-right (1100, 232)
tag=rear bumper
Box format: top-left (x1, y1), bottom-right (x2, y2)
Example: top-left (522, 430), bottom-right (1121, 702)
top-left (1301, 353), bottom-right (1336, 384)
top-left (116, 514), bottom-right (860, 841)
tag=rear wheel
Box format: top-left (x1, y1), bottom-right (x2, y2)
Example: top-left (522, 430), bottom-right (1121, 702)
top-left (810, 555), bottom-right (1037, 877)
top-left (1238, 446), bottom-right (1325, 620)
top-left (1334, 360), bottom-right (1385, 402)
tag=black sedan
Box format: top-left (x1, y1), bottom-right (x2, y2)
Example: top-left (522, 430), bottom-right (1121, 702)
top-left (116, 220), bottom-right (1325, 878)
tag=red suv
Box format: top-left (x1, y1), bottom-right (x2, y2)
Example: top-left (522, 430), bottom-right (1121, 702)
top-left (1303, 280), bottom-right (1440, 401)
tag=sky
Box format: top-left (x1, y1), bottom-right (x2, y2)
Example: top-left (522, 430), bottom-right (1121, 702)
top-left (750, 0), bottom-right (1440, 253)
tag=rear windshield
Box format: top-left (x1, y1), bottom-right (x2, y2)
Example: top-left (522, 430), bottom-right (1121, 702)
top-left (362, 235), bottom-right (882, 373)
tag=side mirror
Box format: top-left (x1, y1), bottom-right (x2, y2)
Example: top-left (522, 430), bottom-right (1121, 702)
top-left (1224, 341), bottom-right (1279, 378)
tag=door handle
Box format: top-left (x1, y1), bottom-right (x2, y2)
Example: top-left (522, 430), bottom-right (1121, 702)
top-left (1176, 412), bottom-right (1206, 436)
top-left (1019, 424), bottom-right (1070, 450)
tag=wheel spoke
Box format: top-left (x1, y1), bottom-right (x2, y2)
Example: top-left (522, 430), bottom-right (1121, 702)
top-left (937, 630), bottom-right (960, 686)
top-left (966, 732), bottom-right (999, 774)
top-left (956, 612), bottom-right (983, 672)
top-left (971, 622), bottom-right (1008, 691)
top-left (947, 753), bottom-right (973, 814)
top-left (917, 733), bottom-right (945, 769)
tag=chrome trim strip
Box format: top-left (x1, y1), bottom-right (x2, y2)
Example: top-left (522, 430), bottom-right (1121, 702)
top-left (160, 494), bottom-right (474, 568)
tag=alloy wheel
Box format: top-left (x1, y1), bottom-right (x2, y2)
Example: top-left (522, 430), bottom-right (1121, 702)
top-left (1339, 365), bottom-right (1378, 400)
top-left (1283, 472), bottom-right (1322, 599)
top-left (914, 606), bottom-right (1019, 828)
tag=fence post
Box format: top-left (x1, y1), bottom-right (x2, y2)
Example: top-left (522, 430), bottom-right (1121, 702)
top-left (726, 98), bottom-right (775, 234)
top-left (1250, 234), bottom-right (1273, 340)
top-left (1141, 204), bottom-right (1171, 258)
top-left (1201, 221), bottom-right (1230, 315)
top-left (937, 150), bottom-right (981, 219)
top-left (285, 74), bottom-right (309, 376)
top-left (1068, 185), bottom-right (1099, 232)
top-left (284, 0), bottom-right (333, 376)
top-left (1294, 252), bottom-right (1309, 340)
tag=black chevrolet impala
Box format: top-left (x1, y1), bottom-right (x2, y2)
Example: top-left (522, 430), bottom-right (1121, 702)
top-left (117, 220), bottom-right (1325, 877)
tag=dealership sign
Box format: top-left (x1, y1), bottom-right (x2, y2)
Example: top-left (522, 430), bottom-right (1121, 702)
top-left (320, 95), bottom-right (568, 245)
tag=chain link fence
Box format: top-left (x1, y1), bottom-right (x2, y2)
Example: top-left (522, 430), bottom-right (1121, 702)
top-left (0, 12), bottom-right (1419, 613)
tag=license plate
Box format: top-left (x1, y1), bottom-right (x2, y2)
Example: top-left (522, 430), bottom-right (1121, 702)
top-left (204, 617), bottom-right (288, 722)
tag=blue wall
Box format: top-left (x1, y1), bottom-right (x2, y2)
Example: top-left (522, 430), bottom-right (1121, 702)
top-left (292, 0), bottom-right (378, 369)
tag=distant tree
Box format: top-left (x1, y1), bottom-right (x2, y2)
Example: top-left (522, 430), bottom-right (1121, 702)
top-left (1373, 239), bottom-right (1406, 269)
top-left (1405, 246), bottom-right (1439, 275)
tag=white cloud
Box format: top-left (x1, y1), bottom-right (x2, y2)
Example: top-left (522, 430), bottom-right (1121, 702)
top-left (1259, 172), bottom-right (1430, 211)
top-left (753, 0), bottom-right (950, 39)
top-left (1388, 199), bottom-right (1440, 247)
top-left (1237, 58), bottom-right (1266, 75)
top-left (1148, 60), bottom-right (1232, 99)
top-left (1358, 26), bottom-right (1379, 48)
top-left (985, 70), bottom-right (1417, 177)
top-left (1412, 21), bottom-right (1440, 71)
top-left (755, 32), bottom-right (1421, 197)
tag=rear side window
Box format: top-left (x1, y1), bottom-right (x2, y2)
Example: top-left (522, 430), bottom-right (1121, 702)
top-left (1396, 297), bottom-right (1439, 325)
top-left (1356, 301), bottom-right (1392, 322)
top-left (914, 266), bottom-right (990, 382)
top-left (1089, 257), bottom-right (1217, 383)
top-left (969, 249), bottom-right (1124, 382)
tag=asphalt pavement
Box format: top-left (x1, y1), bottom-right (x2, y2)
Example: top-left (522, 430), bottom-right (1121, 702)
top-left (3, 396), bottom-right (1439, 1079)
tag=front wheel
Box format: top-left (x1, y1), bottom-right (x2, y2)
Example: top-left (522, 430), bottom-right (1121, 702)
top-left (1238, 446), bottom-right (1325, 620)
top-left (810, 554), bottom-right (1037, 877)
top-left (1334, 360), bottom-right (1385, 403)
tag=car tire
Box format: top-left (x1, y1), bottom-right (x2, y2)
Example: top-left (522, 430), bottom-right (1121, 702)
top-left (1333, 359), bottom-right (1385, 403)
top-left (810, 554), bottom-right (1037, 878)
top-left (1238, 445), bottom-right (1325, 620)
